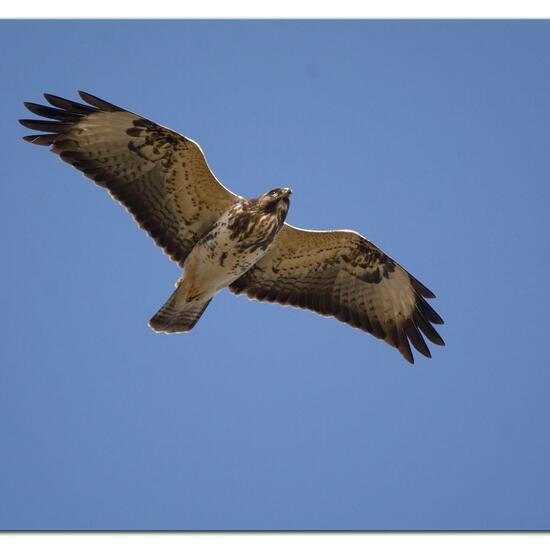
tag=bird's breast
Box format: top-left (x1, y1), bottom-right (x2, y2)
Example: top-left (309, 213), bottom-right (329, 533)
top-left (184, 207), bottom-right (283, 293)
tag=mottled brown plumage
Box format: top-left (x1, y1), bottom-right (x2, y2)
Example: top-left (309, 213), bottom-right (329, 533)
top-left (230, 226), bottom-right (444, 363)
top-left (22, 91), bottom-right (237, 267)
top-left (20, 91), bottom-right (444, 363)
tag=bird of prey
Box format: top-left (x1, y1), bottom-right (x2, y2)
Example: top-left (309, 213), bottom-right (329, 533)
top-left (20, 91), bottom-right (444, 364)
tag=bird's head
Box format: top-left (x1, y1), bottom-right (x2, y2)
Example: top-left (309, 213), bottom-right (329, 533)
top-left (258, 187), bottom-right (292, 217)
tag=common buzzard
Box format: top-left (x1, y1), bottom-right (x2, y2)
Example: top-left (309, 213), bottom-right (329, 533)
top-left (20, 92), bottom-right (444, 364)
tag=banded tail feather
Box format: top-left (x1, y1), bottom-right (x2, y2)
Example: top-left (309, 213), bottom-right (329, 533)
top-left (149, 288), bottom-right (212, 333)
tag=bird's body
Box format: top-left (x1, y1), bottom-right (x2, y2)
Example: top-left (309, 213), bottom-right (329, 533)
top-left (150, 190), bottom-right (290, 332)
top-left (20, 91), bottom-right (445, 364)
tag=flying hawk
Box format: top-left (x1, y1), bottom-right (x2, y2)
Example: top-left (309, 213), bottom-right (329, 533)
top-left (20, 91), bottom-right (444, 364)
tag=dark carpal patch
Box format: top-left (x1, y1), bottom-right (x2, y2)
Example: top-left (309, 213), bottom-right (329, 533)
top-left (341, 241), bottom-right (396, 284)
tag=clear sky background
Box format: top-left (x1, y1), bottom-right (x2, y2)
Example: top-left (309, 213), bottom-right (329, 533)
top-left (1, 20), bottom-right (549, 530)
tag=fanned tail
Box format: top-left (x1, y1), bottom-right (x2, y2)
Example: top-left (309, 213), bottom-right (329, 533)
top-left (149, 287), bottom-right (211, 333)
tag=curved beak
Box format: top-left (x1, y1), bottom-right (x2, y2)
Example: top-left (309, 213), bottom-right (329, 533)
top-left (281, 187), bottom-right (292, 197)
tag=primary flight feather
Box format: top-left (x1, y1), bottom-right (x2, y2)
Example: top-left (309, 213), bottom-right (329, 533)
top-left (20, 91), bottom-right (444, 364)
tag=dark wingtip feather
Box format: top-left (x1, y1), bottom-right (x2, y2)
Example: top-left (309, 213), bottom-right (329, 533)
top-left (410, 275), bottom-right (436, 299)
top-left (19, 119), bottom-right (73, 132)
top-left (417, 294), bottom-right (444, 325)
top-left (404, 320), bottom-right (432, 358)
top-left (24, 101), bottom-right (52, 115)
top-left (24, 101), bottom-right (83, 122)
top-left (44, 93), bottom-right (97, 114)
top-left (22, 134), bottom-right (57, 145)
top-left (414, 309), bottom-right (445, 347)
top-left (399, 341), bottom-right (415, 364)
top-left (78, 90), bottom-right (122, 112)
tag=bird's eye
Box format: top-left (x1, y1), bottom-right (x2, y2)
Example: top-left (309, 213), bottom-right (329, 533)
top-left (269, 190), bottom-right (278, 197)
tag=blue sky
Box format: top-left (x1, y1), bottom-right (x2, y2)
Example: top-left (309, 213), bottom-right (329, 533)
top-left (1, 20), bottom-right (549, 530)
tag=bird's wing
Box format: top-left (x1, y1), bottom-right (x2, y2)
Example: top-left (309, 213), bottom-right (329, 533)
top-left (20, 91), bottom-right (239, 267)
top-left (230, 224), bottom-right (444, 363)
